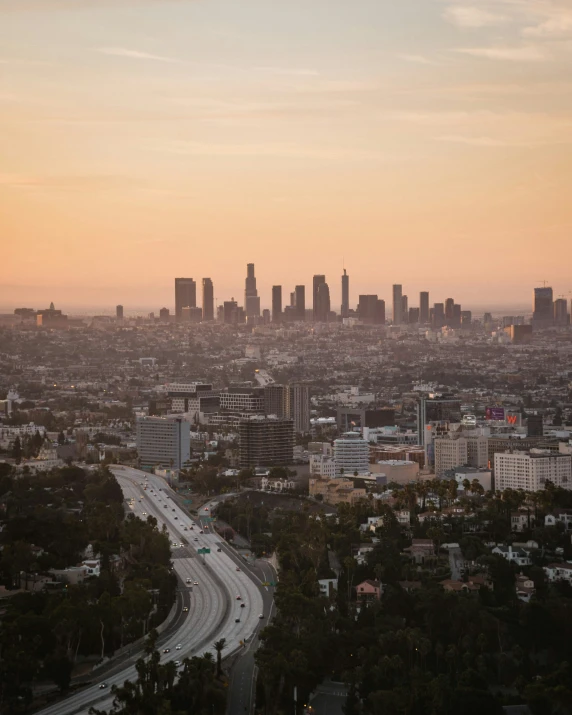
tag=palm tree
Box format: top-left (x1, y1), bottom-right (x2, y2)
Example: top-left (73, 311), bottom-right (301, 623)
top-left (213, 638), bottom-right (226, 678)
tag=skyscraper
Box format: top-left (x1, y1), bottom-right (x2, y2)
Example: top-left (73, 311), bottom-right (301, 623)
top-left (175, 278), bottom-right (196, 321)
top-left (433, 303), bottom-right (445, 329)
top-left (244, 263), bottom-right (260, 318)
top-left (341, 269), bottom-right (349, 318)
top-left (420, 292), bottom-right (429, 324)
top-left (313, 275), bottom-right (326, 321)
top-left (116, 304), bottom-right (123, 320)
top-left (401, 295), bottom-right (409, 324)
top-left (315, 281), bottom-right (331, 322)
top-left (392, 284), bottom-right (403, 324)
top-left (554, 298), bottom-right (569, 325)
top-left (533, 286), bottom-right (554, 327)
top-left (445, 298), bottom-right (455, 325)
top-left (295, 285), bottom-right (306, 320)
top-left (272, 286), bottom-right (282, 323)
top-left (202, 278), bottom-right (214, 321)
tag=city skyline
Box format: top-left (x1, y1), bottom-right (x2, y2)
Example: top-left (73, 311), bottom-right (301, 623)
top-left (3, 0), bottom-right (572, 309)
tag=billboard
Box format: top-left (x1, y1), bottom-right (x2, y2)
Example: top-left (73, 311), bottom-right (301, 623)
top-left (486, 406), bottom-right (505, 421)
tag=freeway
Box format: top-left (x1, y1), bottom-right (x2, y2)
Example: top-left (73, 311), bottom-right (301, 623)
top-left (36, 466), bottom-right (264, 715)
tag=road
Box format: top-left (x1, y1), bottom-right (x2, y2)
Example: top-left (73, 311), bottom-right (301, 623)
top-left (36, 466), bottom-right (265, 715)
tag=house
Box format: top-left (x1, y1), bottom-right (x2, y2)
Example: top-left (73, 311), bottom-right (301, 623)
top-left (398, 580), bottom-right (422, 592)
top-left (352, 543), bottom-right (375, 565)
top-left (405, 539), bottom-right (435, 564)
top-left (492, 545), bottom-right (532, 567)
top-left (515, 574), bottom-right (536, 602)
top-left (544, 562), bottom-right (572, 584)
top-left (545, 509), bottom-right (572, 530)
top-left (260, 476), bottom-right (295, 492)
top-left (511, 511), bottom-right (534, 532)
top-left (360, 516), bottom-right (384, 533)
top-left (318, 578), bottom-right (338, 597)
top-left (356, 579), bottom-right (382, 602)
top-left (395, 509), bottom-right (411, 526)
top-left (440, 579), bottom-right (481, 594)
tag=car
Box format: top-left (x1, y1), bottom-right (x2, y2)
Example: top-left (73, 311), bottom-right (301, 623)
top-left (164, 505), bottom-right (168, 508)
top-left (190, 526), bottom-right (194, 530)
top-left (163, 648), bottom-right (170, 653)
top-left (240, 603), bottom-right (245, 608)
top-left (194, 538), bottom-right (198, 542)
top-left (235, 618), bottom-right (241, 623)
top-left (184, 527), bottom-right (188, 531)
top-left (99, 683), bottom-right (107, 689)
top-left (204, 507), bottom-right (209, 511)
top-left (142, 512), bottom-right (147, 515)
top-left (259, 614), bottom-right (264, 619)
top-left (236, 595), bottom-right (241, 600)
top-left (174, 660), bottom-right (181, 666)
top-left (183, 607), bottom-right (189, 612)
top-left (199, 530), bottom-right (204, 534)
top-left (236, 567), bottom-right (241, 572)
top-left (176, 644), bottom-right (182, 650)
top-left (186, 578), bottom-right (192, 583)
top-left (172, 509), bottom-right (175, 512)
top-left (193, 581), bottom-right (199, 585)
top-left (217, 548), bottom-right (222, 552)
top-left (174, 516), bottom-right (178, 520)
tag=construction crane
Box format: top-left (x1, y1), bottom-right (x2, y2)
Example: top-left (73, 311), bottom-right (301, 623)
top-left (537, 279), bottom-right (550, 287)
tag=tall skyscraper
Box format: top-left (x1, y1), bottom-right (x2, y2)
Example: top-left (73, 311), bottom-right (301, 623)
top-left (420, 292), bottom-right (429, 324)
top-left (554, 298), bottom-right (569, 325)
top-left (401, 295), bottom-right (409, 324)
top-left (272, 286), bottom-right (282, 323)
top-left (453, 304), bottom-right (462, 328)
top-left (533, 286), bottom-right (554, 327)
top-left (116, 304), bottom-right (123, 320)
top-left (290, 384), bottom-right (311, 433)
top-left (392, 284), bottom-right (403, 324)
top-left (433, 303), bottom-right (445, 329)
top-left (175, 278), bottom-right (196, 321)
top-left (202, 278), bottom-right (214, 321)
top-left (313, 275), bottom-right (326, 320)
top-left (358, 295), bottom-right (384, 324)
top-left (244, 263), bottom-right (260, 318)
top-left (341, 269), bottom-right (349, 318)
top-left (159, 307), bottom-right (170, 322)
top-left (445, 298), bottom-right (455, 325)
top-left (315, 281), bottom-right (331, 322)
top-left (295, 285), bottom-right (306, 320)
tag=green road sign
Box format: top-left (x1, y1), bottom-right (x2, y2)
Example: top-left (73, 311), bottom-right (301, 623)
top-left (197, 547), bottom-right (211, 555)
top-left (202, 516), bottom-right (214, 522)
top-left (269, 582), bottom-right (277, 587)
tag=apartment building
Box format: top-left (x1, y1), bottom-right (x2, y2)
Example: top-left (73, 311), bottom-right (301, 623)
top-left (136, 416), bottom-right (190, 471)
top-left (494, 449), bottom-right (572, 492)
top-left (434, 435), bottom-right (468, 477)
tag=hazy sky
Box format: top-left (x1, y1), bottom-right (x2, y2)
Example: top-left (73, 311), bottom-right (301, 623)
top-left (2, 0), bottom-right (572, 312)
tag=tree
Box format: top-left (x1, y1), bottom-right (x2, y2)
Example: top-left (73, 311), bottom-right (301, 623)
top-left (58, 431), bottom-right (66, 446)
top-left (12, 436), bottom-right (22, 464)
top-left (213, 638), bottom-right (226, 678)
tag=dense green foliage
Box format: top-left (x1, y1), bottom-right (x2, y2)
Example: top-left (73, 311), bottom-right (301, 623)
top-left (0, 466), bottom-right (176, 712)
top-left (90, 631), bottom-right (227, 715)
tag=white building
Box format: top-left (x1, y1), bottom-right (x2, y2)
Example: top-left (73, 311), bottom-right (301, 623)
top-left (544, 562), bottom-right (572, 584)
top-left (260, 476), bottom-right (295, 492)
top-left (334, 432), bottom-right (370, 476)
top-left (434, 436), bottom-right (468, 477)
top-left (494, 450), bottom-right (572, 493)
top-left (309, 454), bottom-right (337, 479)
top-left (492, 544), bottom-right (532, 567)
top-left (136, 416), bottom-right (190, 471)
top-left (370, 459), bottom-right (418, 484)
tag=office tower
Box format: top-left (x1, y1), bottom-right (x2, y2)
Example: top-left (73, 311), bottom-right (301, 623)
top-left (116, 304), bottom-right (123, 320)
top-left (290, 292), bottom-right (296, 307)
top-left (483, 312), bottom-right (493, 326)
top-left (445, 298), bottom-right (455, 324)
top-left (159, 307), bottom-right (170, 322)
top-left (527, 414), bottom-right (543, 437)
top-left (554, 298), bottom-right (569, 325)
top-left (401, 295), bottom-right (409, 324)
top-left (533, 286), bottom-right (554, 327)
top-left (453, 304), bottom-right (462, 328)
top-left (238, 416), bottom-right (295, 468)
top-left (217, 305), bottom-right (224, 322)
top-left (181, 307), bottom-right (191, 322)
top-left (417, 394), bottom-right (462, 446)
top-left (461, 310), bottom-right (472, 327)
top-left (334, 432), bottom-right (370, 475)
top-left (264, 384), bottom-right (290, 417)
top-left (295, 285), bottom-right (306, 320)
top-left (262, 309), bottom-right (271, 324)
top-left (494, 451), bottom-right (572, 492)
top-left (313, 275), bottom-right (326, 320)
top-left (290, 384), bottom-right (311, 433)
top-left (175, 278), bottom-right (196, 321)
top-left (223, 300), bottom-right (239, 324)
top-left (202, 278), bottom-right (214, 321)
top-left (244, 263), bottom-right (260, 318)
top-left (136, 416), bottom-right (190, 471)
top-left (168, 383), bottom-right (219, 420)
top-left (434, 435), bottom-right (468, 477)
top-left (408, 307), bottom-right (420, 324)
top-left (315, 281), bottom-right (331, 321)
top-left (341, 269), bottom-right (349, 318)
top-left (189, 307), bottom-right (203, 323)
top-left (272, 286), bottom-right (282, 323)
top-left (392, 284), bottom-right (403, 324)
top-left (376, 299), bottom-right (386, 325)
top-left (420, 292), bottom-right (429, 324)
top-left (433, 303), bottom-right (445, 329)
top-left (358, 295), bottom-right (377, 323)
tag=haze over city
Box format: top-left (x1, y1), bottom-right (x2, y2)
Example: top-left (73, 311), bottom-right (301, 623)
top-left (2, 0), bottom-right (572, 309)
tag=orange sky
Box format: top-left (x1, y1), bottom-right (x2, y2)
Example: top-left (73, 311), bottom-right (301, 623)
top-left (2, 0), bottom-right (572, 312)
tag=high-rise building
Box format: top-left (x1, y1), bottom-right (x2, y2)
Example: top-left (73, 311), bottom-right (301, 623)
top-left (295, 285), bottom-right (306, 320)
top-left (244, 263), bottom-right (260, 318)
top-left (223, 300), bottom-right (239, 324)
top-left (341, 269), bottom-right (349, 318)
top-left (315, 281), bottom-right (331, 322)
top-left (334, 432), bottom-right (370, 475)
top-left (495, 451), bottom-right (572, 492)
top-left (175, 278), bottom-right (196, 321)
top-left (116, 305), bottom-right (123, 320)
top-left (554, 298), bottom-right (569, 325)
top-left (445, 298), bottom-right (455, 324)
top-left (401, 295), bottom-right (409, 324)
top-left (239, 416), bottom-right (294, 468)
top-left (461, 310), bottom-right (472, 327)
top-left (272, 286), bottom-right (282, 323)
top-left (433, 303), bottom-right (445, 329)
top-left (453, 304), bottom-right (462, 328)
top-left (358, 295), bottom-right (378, 323)
top-left (159, 307), bottom-right (170, 322)
top-left (290, 384), bottom-right (311, 433)
top-left (392, 284), bottom-right (403, 324)
top-left (408, 307), bottom-right (420, 324)
top-left (264, 384), bottom-right (290, 418)
top-left (434, 435), bottom-right (468, 477)
top-left (533, 286), bottom-right (554, 327)
top-left (420, 292), bottom-right (429, 324)
top-left (313, 275), bottom-right (326, 320)
top-left (202, 278), bottom-right (214, 321)
top-left (136, 416), bottom-right (190, 471)
top-left (376, 299), bottom-right (386, 325)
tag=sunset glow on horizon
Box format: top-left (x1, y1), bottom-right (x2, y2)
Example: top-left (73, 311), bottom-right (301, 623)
top-left (2, 0), bottom-right (572, 311)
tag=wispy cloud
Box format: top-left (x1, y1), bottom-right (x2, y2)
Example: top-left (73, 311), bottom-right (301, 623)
top-left (443, 6), bottom-right (508, 28)
top-left (455, 45), bottom-right (547, 61)
top-left (398, 54), bottom-right (440, 65)
top-left (97, 47), bottom-right (181, 63)
top-left (437, 134), bottom-right (509, 146)
top-left (253, 66), bottom-right (320, 77)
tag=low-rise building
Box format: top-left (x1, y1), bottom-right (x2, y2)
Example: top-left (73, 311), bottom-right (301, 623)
top-left (355, 579), bottom-right (382, 602)
top-left (544, 562), bottom-right (572, 584)
top-left (492, 544), bottom-right (532, 567)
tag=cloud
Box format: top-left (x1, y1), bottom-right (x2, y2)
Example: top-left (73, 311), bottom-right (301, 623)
top-left (0, 173), bottom-right (136, 189)
top-left (443, 6), bottom-right (509, 28)
top-left (454, 45), bottom-right (547, 61)
top-left (253, 66), bottom-right (320, 77)
top-left (97, 47), bottom-right (181, 63)
top-left (437, 134), bottom-right (509, 146)
top-left (151, 140), bottom-right (377, 160)
top-left (397, 54), bottom-right (440, 65)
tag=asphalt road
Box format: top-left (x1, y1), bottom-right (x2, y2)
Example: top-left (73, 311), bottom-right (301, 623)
top-left (35, 467), bottom-right (266, 715)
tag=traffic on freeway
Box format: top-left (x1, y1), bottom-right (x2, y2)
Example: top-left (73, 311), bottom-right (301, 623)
top-left (36, 466), bottom-right (264, 715)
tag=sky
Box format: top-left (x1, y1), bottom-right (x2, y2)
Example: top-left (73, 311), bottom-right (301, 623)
top-left (2, 0), bottom-right (572, 313)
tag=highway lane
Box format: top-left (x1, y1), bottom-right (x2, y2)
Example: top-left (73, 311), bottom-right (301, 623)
top-left (36, 467), bottom-right (264, 715)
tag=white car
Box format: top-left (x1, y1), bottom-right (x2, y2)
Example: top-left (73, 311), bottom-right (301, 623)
top-left (176, 644), bottom-right (182, 650)
top-left (174, 660), bottom-right (181, 666)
